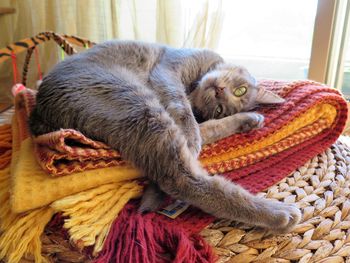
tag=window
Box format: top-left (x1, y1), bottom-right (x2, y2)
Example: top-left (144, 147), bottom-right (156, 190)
top-left (217, 0), bottom-right (318, 80)
top-left (343, 39), bottom-right (350, 97)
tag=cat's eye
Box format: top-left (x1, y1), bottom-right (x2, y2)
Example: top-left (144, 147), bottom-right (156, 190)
top-left (233, 85), bottom-right (247, 97)
top-left (214, 105), bottom-right (223, 118)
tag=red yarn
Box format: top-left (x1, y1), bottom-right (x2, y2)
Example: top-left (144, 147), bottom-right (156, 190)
top-left (94, 81), bottom-right (348, 263)
top-left (34, 47), bottom-right (43, 80)
top-left (10, 51), bottom-right (19, 84)
top-left (95, 202), bottom-right (216, 263)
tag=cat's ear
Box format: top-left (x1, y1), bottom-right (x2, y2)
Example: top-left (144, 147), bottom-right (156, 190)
top-left (252, 77), bottom-right (258, 86)
top-left (256, 88), bottom-right (285, 104)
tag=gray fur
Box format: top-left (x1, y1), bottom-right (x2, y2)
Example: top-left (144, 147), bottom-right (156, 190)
top-left (29, 40), bottom-right (301, 233)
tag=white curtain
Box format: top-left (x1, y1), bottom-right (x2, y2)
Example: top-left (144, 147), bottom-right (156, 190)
top-left (0, 0), bottom-right (224, 103)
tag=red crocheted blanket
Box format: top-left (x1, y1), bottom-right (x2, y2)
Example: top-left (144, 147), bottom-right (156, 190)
top-left (21, 81), bottom-right (346, 187)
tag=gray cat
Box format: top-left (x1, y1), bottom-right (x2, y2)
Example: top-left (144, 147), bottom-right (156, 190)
top-left (29, 40), bottom-right (301, 233)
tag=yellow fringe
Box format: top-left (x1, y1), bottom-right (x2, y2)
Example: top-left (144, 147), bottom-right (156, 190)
top-left (0, 161), bottom-right (143, 262)
top-left (0, 166), bottom-right (54, 263)
top-left (51, 180), bottom-right (143, 255)
top-left (0, 118), bottom-right (144, 261)
top-left (0, 124), bottom-right (12, 169)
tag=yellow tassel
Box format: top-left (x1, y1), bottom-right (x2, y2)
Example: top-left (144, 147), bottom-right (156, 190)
top-left (0, 124), bottom-right (12, 169)
top-left (0, 166), bottom-right (54, 263)
top-left (51, 180), bottom-right (143, 255)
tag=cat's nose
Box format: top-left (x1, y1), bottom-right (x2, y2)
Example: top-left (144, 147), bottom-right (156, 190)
top-left (215, 86), bottom-right (225, 97)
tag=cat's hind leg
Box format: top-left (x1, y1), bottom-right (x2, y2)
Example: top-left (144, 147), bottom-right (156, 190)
top-left (150, 66), bottom-right (202, 157)
top-left (139, 182), bottom-right (166, 213)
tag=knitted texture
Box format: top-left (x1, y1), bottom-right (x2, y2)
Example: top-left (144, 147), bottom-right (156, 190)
top-left (19, 80), bottom-right (339, 178)
top-left (35, 129), bottom-right (125, 175)
top-left (10, 81), bottom-right (342, 213)
top-left (10, 89), bottom-right (141, 213)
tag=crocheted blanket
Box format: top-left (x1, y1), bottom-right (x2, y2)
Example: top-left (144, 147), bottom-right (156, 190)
top-left (32, 80), bottom-right (347, 190)
top-left (0, 80), bottom-right (347, 263)
top-left (28, 80), bottom-right (344, 180)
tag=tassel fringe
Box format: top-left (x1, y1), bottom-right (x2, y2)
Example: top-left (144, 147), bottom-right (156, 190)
top-left (94, 203), bottom-right (216, 263)
top-left (0, 166), bottom-right (54, 263)
top-left (51, 181), bottom-right (143, 255)
top-left (0, 124), bottom-right (12, 169)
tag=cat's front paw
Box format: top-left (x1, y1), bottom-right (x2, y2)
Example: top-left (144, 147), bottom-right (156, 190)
top-left (185, 125), bottom-right (202, 157)
top-left (237, 112), bottom-right (264, 133)
top-left (262, 201), bottom-right (301, 234)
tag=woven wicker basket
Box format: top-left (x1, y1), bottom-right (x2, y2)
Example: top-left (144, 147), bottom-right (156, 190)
top-left (0, 31), bottom-right (94, 89)
top-left (203, 137), bottom-right (350, 263)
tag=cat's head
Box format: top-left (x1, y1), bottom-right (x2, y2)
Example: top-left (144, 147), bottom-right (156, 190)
top-left (190, 63), bottom-right (285, 121)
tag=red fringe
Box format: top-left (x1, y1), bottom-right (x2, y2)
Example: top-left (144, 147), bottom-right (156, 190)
top-left (94, 202), bottom-right (216, 263)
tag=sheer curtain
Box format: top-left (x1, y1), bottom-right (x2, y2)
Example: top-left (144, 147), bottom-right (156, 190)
top-left (0, 0), bottom-right (223, 104)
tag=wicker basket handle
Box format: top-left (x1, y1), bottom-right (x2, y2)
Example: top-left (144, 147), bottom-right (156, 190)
top-left (21, 32), bottom-right (95, 86)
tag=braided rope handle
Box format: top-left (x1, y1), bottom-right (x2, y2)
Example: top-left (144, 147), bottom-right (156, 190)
top-left (21, 32), bottom-right (96, 86)
top-left (22, 47), bottom-right (36, 86)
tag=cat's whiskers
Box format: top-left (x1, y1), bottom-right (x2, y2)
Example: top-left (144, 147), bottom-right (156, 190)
top-left (223, 74), bottom-right (231, 84)
top-left (204, 94), bottom-right (212, 105)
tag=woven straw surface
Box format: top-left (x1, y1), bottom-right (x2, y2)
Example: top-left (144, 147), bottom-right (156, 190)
top-left (203, 138), bottom-right (350, 263)
top-left (1, 111), bottom-right (350, 262)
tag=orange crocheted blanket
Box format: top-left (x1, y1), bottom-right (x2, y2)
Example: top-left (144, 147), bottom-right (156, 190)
top-left (12, 80), bottom-right (348, 183)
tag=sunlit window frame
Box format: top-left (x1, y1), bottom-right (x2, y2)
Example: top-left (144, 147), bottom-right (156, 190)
top-left (309, 0), bottom-right (350, 92)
